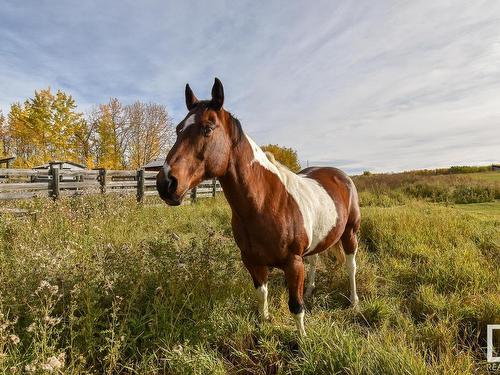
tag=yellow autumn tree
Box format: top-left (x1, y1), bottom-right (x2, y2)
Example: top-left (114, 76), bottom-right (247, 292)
top-left (5, 91), bottom-right (175, 170)
top-left (52, 90), bottom-right (90, 164)
top-left (7, 88), bottom-right (89, 167)
top-left (127, 102), bottom-right (174, 169)
top-left (261, 144), bottom-right (301, 172)
top-left (93, 104), bottom-right (122, 169)
top-left (7, 102), bottom-right (37, 167)
top-left (0, 110), bottom-right (7, 157)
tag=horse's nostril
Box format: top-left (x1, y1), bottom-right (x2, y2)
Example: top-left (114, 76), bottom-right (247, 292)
top-left (156, 170), bottom-right (180, 203)
top-left (167, 172), bottom-right (178, 195)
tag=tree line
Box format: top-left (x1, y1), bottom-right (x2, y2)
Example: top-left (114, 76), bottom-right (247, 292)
top-left (0, 88), bottom-right (175, 169)
top-left (0, 87), bottom-right (301, 171)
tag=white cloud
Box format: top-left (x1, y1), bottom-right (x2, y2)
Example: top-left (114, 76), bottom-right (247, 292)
top-left (1, 0), bottom-right (499, 172)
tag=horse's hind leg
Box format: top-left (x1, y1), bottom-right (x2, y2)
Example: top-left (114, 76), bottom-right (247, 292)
top-left (341, 225), bottom-right (359, 307)
top-left (304, 254), bottom-right (318, 299)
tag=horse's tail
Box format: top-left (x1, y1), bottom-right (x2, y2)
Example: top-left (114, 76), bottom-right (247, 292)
top-left (330, 241), bottom-right (346, 268)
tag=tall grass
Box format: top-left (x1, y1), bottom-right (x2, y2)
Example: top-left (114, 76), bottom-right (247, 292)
top-left (0, 191), bottom-right (498, 373)
top-left (354, 171), bottom-right (499, 205)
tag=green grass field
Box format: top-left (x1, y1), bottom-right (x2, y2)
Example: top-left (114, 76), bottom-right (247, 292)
top-left (0, 171), bottom-right (499, 374)
top-left (463, 171), bottom-right (500, 182)
top-left (451, 200), bottom-right (500, 220)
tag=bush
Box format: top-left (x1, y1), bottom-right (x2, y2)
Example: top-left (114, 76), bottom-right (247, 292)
top-left (448, 165), bottom-right (491, 174)
top-left (404, 183), bottom-right (452, 202)
top-left (358, 190), bottom-right (408, 207)
top-left (403, 182), bottom-right (496, 204)
top-left (452, 185), bottom-right (495, 204)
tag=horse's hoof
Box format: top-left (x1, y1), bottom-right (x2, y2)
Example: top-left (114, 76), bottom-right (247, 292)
top-left (260, 312), bottom-right (271, 322)
top-left (304, 287), bottom-right (315, 299)
top-left (350, 297), bottom-right (360, 310)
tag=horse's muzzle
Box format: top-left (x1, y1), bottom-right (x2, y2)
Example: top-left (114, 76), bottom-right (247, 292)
top-left (156, 171), bottom-right (182, 206)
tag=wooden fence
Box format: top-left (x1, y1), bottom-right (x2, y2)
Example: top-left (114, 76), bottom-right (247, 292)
top-left (0, 168), bottom-right (222, 202)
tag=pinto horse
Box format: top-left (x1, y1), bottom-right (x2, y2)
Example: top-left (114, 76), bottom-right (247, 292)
top-left (156, 78), bottom-right (361, 336)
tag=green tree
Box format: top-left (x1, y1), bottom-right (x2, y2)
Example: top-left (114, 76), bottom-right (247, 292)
top-left (261, 144), bottom-right (301, 172)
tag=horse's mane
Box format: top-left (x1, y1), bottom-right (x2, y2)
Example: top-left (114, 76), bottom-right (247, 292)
top-left (228, 112), bottom-right (243, 146)
top-left (264, 151), bottom-right (296, 174)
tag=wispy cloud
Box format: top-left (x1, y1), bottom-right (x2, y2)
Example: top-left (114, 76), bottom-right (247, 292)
top-left (1, 0), bottom-right (499, 173)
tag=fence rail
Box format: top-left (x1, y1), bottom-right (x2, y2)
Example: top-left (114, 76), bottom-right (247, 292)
top-left (0, 168), bottom-right (222, 202)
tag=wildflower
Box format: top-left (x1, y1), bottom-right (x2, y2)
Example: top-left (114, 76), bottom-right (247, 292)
top-left (9, 334), bottom-right (20, 345)
top-left (40, 363), bottom-right (53, 372)
top-left (41, 353), bottom-right (65, 372)
top-left (36, 280), bottom-right (59, 295)
top-left (26, 323), bottom-right (36, 332)
top-left (25, 364), bottom-right (37, 373)
top-left (104, 277), bottom-right (114, 292)
top-left (43, 315), bottom-right (61, 326)
top-left (39, 280), bottom-right (51, 289)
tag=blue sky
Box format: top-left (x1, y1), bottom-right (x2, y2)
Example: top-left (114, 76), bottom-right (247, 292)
top-left (1, 1), bottom-right (499, 173)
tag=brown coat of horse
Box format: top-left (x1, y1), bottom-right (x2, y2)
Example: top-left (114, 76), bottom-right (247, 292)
top-left (157, 78), bottom-right (360, 335)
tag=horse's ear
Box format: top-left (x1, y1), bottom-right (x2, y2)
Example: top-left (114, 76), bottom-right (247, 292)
top-left (210, 77), bottom-right (224, 110)
top-left (185, 84), bottom-right (198, 111)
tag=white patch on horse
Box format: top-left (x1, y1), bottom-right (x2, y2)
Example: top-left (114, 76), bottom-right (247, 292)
top-left (256, 283), bottom-right (269, 320)
top-left (346, 252), bottom-right (359, 307)
top-left (246, 135), bottom-right (280, 174)
top-left (180, 114), bottom-right (196, 132)
top-left (245, 134), bottom-right (338, 254)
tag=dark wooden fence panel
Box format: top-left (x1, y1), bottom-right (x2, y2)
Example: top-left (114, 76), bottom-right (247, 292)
top-left (0, 168), bottom-right (222, 202)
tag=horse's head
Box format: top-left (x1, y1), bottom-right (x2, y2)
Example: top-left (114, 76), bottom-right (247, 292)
top-left (157, 78), bottom-right (240, 205)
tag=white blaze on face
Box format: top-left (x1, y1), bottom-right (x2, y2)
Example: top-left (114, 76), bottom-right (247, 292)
top-left (245, 133), bottom-right (338, 254)
top-left (180, 113), bottom-right (196, 133)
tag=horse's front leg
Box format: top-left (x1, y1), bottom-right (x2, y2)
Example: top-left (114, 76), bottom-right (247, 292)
top-left (284, 254), bottom-right (306, 336)
top-left (244, 262), bottom-right (270, 320)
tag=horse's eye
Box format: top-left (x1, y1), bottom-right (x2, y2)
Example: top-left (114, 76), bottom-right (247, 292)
top-left (202, 123), bottom-right (215, 137)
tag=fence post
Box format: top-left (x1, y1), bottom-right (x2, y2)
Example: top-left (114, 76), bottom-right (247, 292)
top-left (99, 169), bottom-right (107, 194)
top-left (50, 167), bottom-right (60, 199)
top-left (212, 178), bottom-right (217, 197)
top-left (190, 186), bottom-right (197, 202)
top-left (137, 169), bottom-right (145, 203)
